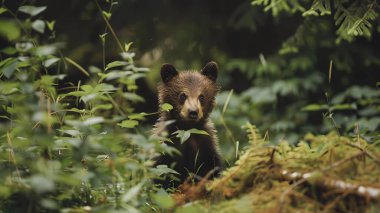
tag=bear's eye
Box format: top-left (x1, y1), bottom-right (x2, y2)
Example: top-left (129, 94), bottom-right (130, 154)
top-left (179, 93), bottom-right (187, 103)
top-left (199, 94), bottom-right (205, 104)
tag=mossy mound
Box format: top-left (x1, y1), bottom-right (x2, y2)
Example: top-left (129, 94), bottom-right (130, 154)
top-left (177, 124), bottom-right (380, 213)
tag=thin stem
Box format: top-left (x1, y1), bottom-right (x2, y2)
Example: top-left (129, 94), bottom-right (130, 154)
top-left (94, 0), bottom-right (124, 53)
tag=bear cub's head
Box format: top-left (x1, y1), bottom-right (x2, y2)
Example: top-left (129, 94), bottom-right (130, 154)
top-left (158, 62), bottom-right (219, 125)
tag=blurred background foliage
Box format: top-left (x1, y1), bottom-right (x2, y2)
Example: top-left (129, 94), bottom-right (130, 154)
top-left (0, 0), bottom-right (379, 211)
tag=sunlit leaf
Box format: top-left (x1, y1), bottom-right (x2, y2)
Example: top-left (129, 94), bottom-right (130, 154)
top-left (28, 175), bottom-right (55, 194)
top-left (58, 129), bottom-right (82, 137)
top-left (152, 189), bottom-right (175, 210)
top-left (160, 103), bottom-right (173, 112)
top-left (89, 65), bottom-right (102, 73)
top-left (152, 165), bottom-right (180, 176)
top-left (331, 104), bottom-right (356, 111)
top-left (0, 20), bottom-right (20, 41)
top-left (189, 128), bottom-right (209, 135)
top-left (0, 8), bottom-right (7, 14)
top-left (122, 92), bottom-right (145, 103)
top-left (302, 104), bottom-right (328, 111)
top-left (1, 59), bottom-right (19, 78)
top-left (122, 182), bottom-right (143, 202)
top-left (102, 11), bottom-right (112, 20)
top-left (46, 20), bottom-right (55, 31)
top-left (173, 130), bottom-right (191, 144)
top-left (128, 113), bottom-right (147, 120)
top-left (118, 119), bottom-right (139, 128)
top-left (105, 61), bottom-right (128, 71)
top-left (91, 104), bottom-right (113, 113)
top-left (125, 42), bottom-right (133, 52)
top-left (18, 5), bottom-right (47, 16)
top-left (43, 57), bottom-right (60, 68)
top-left (32, 19), bottom-right (45, 33)
top-left (83, 117), bottom-right (104, 126)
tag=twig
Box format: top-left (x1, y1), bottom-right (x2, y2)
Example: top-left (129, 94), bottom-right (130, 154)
top-left (343, 142), bottom-right (380, 167)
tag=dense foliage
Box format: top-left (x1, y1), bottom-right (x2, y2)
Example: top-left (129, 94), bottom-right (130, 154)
top-left (0, 2), bottom-right (178, 212)
top-left (0, 0), bottom-right (379, 212)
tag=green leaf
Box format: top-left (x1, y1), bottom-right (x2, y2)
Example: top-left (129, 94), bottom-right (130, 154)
top-left (173, 130), bottom-right (191, 144)
top-left (32, 19), bottom-right (45, 33)
top-left (189, 128), bottom-right (209, 135)
top-left (118, 119), bottom-right (139, 128)
top-left (0, 82), bottom-right (19, 95)
top-left (96, 155), bottom-right (110, 161)
top-left (0, 8), bottom-right (7, 14)
top-left (91, 104), bottom-right (113, 113)
top-left (128, 113), bottom-right (147, 120)
top-left (173, 128), bottom-right (208, 144)
top-left (152, 190), bottom-right (175, 210)
top-left (43, 57), bottom-right (60, 68)
top-left (100, 70), bottom-right (133, 81)
top-left (1, 59), bottom-right (19, 78)
top-left (122, 92), bottom-right (145, 103)
top-left (102, 11), bottom-right (111, 20)
top-left (58, 129), bottom-right (82, 137)
top-left (302, 9), bottom-right (319, 16)
top-left (28, 175), bottom-right (55, 194)
top-left (125, 42), bottom-right (133, 52)
top-left (17, 60), bottom-right (31, 68)
top-left (302, 104), bottom-right (328, 111)
top-left (105, 61), bottom-right (128, 71)
top-left (89, 65), bottom-right (102, 73)
top-left (83, 117), bottom-right (104, 126)
top-left (0, 47), bottom-right (17, 55)
top-left (0, 20), bottom-right (21, 41)
top-left (46, 20), bottom-right (55, 31)
top-left (122, 182), bottom-right (143, 202)
top-left (18, 5), bottom-right (47, 16)
top-left (99, 33), bottom-right (107, 43)
top-left (160, 103), bottom-right (173, 112)
top-left (331, 104), bottom-right (356, 111)
top-left (152, 165), bottom-right (180, 176)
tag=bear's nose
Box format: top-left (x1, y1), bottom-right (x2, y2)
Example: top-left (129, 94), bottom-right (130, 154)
top-left (188, 110), bottom-right (198, 119)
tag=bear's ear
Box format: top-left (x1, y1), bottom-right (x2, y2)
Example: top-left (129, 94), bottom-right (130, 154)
top-left (161, 63), bottom-right (178, 84)
top-left (201, 61), bottom-right (218, 82)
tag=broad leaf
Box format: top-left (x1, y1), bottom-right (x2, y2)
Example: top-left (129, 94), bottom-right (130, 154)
top-left (302, 104), bottom-right (328, 111)
top-left (118, 119), bottom-right (139, 128)
top-left (160, 103), bottom-right (173, 112)
top-left (105, 61), bottom-right (128, 71)
top-left (0, 20), bottom-right (20, 41)
top-left (18, 5), bottom-right (47, 16)
top-left (32, 19), bottom-right (45, 33)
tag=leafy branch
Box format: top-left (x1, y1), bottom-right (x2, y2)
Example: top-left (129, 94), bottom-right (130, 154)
top-left (252, 0), bottom-right (380, 41)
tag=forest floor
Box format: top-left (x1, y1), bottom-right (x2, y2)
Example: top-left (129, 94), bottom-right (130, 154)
top-left (171, 125), bottom-right (380, 213)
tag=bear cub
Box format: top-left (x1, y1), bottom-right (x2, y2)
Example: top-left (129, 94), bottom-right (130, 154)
top-left (153, 61), bottom-right (223, 188)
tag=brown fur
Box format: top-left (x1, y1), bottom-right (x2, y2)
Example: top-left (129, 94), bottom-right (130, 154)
top-left (153, 62), bottom-right (223, 188)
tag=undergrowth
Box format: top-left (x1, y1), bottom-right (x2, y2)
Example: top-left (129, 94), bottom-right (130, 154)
top-left (175, 124), bottom-right (380, 213)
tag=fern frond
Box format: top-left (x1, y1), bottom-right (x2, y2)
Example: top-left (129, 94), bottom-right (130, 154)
top-left (243, 122), bottom-right (265, 145)
top-left (334, 0), bottom-right (378, 41)
top-left (252, 0), bottom-right (306, 16)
